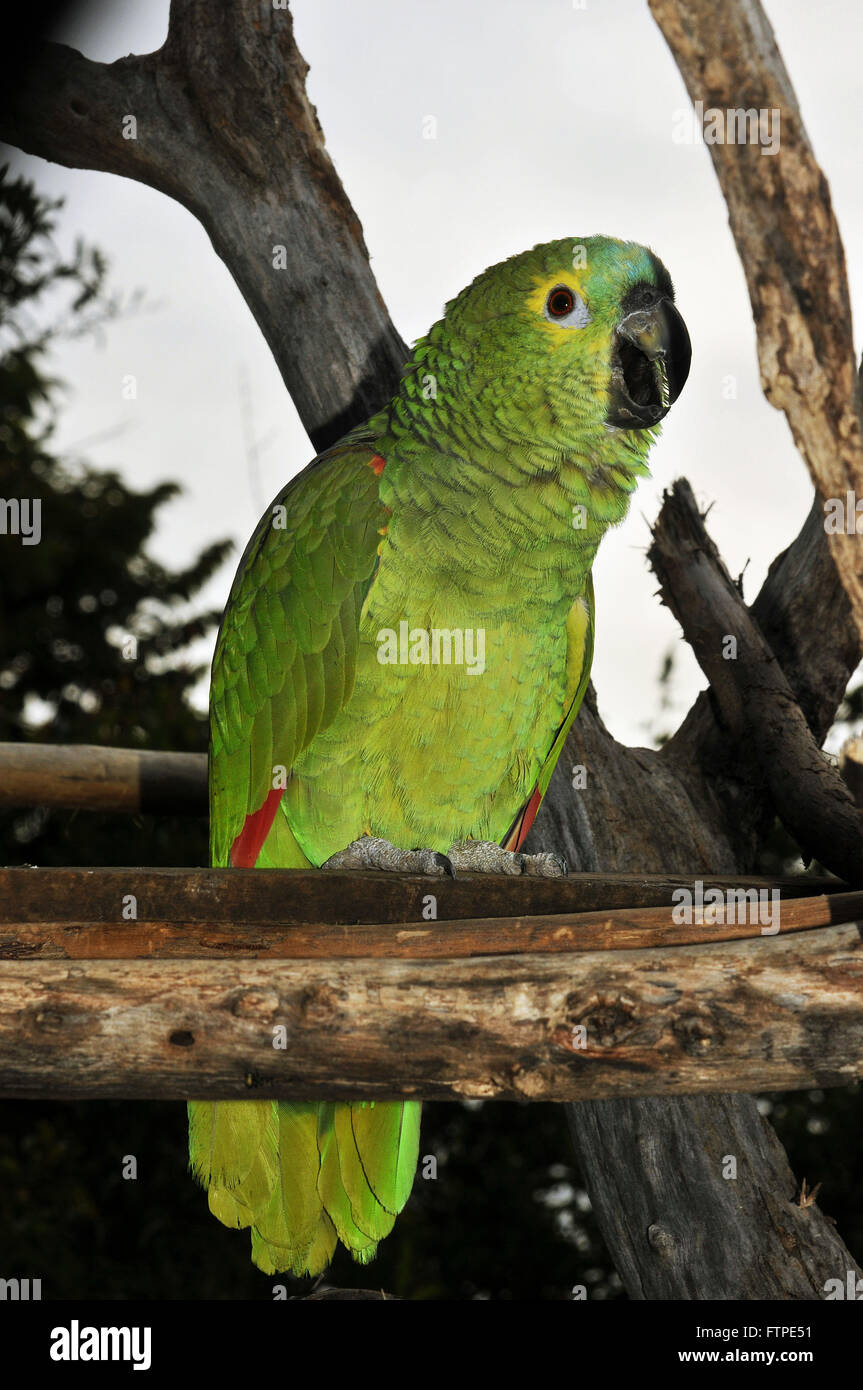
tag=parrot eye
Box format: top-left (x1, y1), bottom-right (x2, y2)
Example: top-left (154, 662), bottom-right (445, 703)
top-left (547, 287), bottom-right (574, 316)
top-left (543, 284), bottom-right (590, 329)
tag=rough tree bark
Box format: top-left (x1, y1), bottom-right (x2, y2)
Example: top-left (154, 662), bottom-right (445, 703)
top-left (648, 0), bottom-right (863, 645)
top-left (1, 920), bottom-right (861, 1101)
top-left (0, 2), bottom-right (406, 453)
top-left (2, 0), bottom-right (861, 1297)
top-left (648, 481), bottom-right (863, 887)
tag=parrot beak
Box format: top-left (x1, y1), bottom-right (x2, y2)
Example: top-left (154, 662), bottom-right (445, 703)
top-left (607, 294), bottom-right (691, 429)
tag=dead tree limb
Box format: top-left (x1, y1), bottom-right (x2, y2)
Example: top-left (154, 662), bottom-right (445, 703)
top-left (0, 3), bottom-right (406, 452)
top-left (649, 0), bottom-right (863, 644)
top-left (649, 480), bottom-right (863, 885)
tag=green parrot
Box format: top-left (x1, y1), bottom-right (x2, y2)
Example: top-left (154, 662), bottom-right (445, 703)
top-left (189, 235), bottom-right (690, 1277)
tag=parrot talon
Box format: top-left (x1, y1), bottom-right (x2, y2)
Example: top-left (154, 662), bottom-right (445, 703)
top-left (445, 840), bottom-right (568, 877)
top-left (524, 851), bottom-right (568, 878)
top-left (416, 850), bottom-right (457, 878)
top-left (321, 835), bottom-right (454, 876)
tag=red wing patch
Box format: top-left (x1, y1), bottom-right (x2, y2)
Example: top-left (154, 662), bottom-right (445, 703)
top-left (230, 788), bottom-right (285, 868)
top-left (368, 453), bottom-right (386, 476)
top-left (502, 785), bottom-right (544, 853)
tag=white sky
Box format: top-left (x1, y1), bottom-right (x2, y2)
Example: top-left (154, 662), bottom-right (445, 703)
top-left (6, 0), bottom-right (863, 747)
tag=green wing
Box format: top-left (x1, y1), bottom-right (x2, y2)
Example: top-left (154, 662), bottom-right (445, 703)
top-left (209, 436), bottom-right (389, 867)
top-left (193, 434), bottom-right (420, 1280)
top-left (539, 570), bottom-right (595, 798)
top-left (503, 572), bottom-right (595, 851)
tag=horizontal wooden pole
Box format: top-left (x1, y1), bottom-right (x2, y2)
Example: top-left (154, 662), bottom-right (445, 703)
top-left (0, 866), bottom-right (840, 933)
top-left (2, 881), bottom-right (862, 960)
top-left (0, 744), bottom-right (206, 814)
top-left (2, 867), bottom-right (858, 1101)
top-left (0, 924), bottom-right (861, 1100)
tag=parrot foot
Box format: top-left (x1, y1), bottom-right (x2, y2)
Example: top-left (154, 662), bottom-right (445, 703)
top-left (446, 839), bottom-right (567, 877)
top-left (321, 835), bottom-right (455, 876)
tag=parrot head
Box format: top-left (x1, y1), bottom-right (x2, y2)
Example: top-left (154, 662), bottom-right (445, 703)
top-left (403, 236), bottom-right (691, 455)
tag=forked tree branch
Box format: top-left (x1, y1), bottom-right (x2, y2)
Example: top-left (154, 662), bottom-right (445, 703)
top-left (650, 481), bottom-right (863, 885)
top-left (0, 2), bottom-right (406, 452)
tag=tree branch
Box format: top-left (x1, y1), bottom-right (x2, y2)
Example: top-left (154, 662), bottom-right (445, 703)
top-left (649, 0), bottom-right (863, 644)
top-left (0, 2), bottom-right (406, 451)
top-left (649, 480), bottom-right (863, 885)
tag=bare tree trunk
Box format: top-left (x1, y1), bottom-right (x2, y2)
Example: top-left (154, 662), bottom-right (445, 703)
top-left (567, 1094), bottom-right (857, 1300)
top-left (2, 0), bottom-right (861, 1296)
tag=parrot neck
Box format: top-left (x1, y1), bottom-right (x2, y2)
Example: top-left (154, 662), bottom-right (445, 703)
top-left (370, 391), bottom-right (654, 579)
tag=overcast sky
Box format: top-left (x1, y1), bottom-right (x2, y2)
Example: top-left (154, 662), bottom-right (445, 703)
top-left (6, 0), bottom-right (863, 747)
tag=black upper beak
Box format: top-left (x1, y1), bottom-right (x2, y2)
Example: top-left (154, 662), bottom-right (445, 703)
top-left (607, 294), bottom-right (691, 429)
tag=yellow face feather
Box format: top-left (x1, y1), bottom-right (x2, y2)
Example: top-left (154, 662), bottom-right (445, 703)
top-left (525, 269), bottom-right (589, 340)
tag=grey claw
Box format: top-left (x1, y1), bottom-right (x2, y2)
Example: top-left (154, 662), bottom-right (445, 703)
top-left (409, 848), bottom-right (456, 878)
top-left (523, 851), bottom-right (568, 878)
top-left (432, 852), bottom-right (456, 879)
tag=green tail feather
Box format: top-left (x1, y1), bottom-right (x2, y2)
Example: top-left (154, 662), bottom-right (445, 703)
top-left (189, 1097), bottom-right (420, 1276)
top-left (315, 1103), bottom-right (380, 1259)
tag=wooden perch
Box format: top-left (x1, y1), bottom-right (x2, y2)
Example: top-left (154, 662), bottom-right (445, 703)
top-left (650, 0), bottom-right (863, 644)
top-left (0, 866), bottom-right (860, 1102)
top-left (0, 920), bottom-right (860, 1102)
top-left (0, 864), bottom-right (839, 927)
top-left (0, 743), bottom-right (206, 815)
top-left (0, 866), bottom-right (852, 958)
top-left (649, 480), bottom-right (863, 885)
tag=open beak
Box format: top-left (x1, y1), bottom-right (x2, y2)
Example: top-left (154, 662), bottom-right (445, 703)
top-left (607, 295), bottom-right (691, 429)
